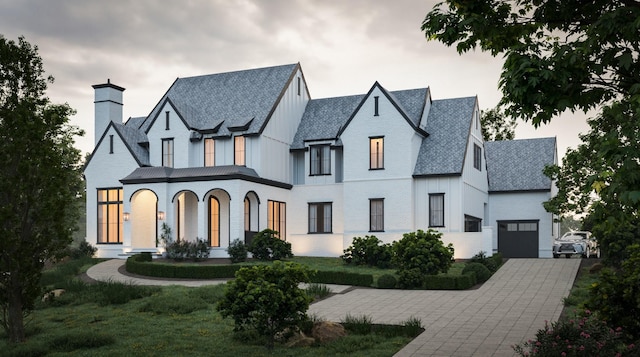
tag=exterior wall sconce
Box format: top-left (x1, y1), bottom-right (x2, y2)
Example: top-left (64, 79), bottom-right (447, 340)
top-left (123, 212), bottom-right (130, 221)
top-left (157, 211), bottom-right (165, 221)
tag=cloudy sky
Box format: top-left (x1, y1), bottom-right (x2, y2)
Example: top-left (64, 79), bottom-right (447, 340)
top-left (1, 0), bottom-right (590, 159)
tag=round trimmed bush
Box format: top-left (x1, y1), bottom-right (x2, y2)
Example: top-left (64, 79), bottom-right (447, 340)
top-left (462, 262), bottom-right (492, 283)
top-left (377, 274), bottom-right (397, 289)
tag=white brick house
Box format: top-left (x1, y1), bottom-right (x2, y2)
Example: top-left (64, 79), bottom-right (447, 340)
top-left (84, 63), bottom-right (558, 259)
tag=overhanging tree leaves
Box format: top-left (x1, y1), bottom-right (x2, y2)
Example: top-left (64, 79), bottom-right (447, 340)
top-left (480, 106), bottom-right (516, 141)
top-left (0, 35), bottom-right (83, 342)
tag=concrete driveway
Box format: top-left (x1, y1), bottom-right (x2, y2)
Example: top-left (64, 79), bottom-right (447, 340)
top-left (309, 259), bottom-right (580, 356)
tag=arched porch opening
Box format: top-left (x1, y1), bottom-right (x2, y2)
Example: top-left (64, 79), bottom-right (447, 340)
top-left (172, 190), bottom-right (199, 242)
top-left (130, 189), bottom-right (158, 249)
top-left (243, 191), bottom-right (260, 246)
top-left (205, 189), bottom-right (231, 248)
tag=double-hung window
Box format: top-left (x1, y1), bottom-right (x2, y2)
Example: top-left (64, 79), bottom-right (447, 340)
top-left (234, 136), bottom-right (245, 166)
top-left (308, 202), bottom-right (332, 233)
top-left (310, 145), bottom-right (331, 175)
top-left (204, 138), bottom-right (215, 167)
top-left (429, 194), bottom-right (445, 227)
top-left (369, 198), bottom-right (384, 232)
top-left (162, 138), bottom-right (174, 167)
top-left (97, 188), bottom-right (123, 243)
top-left (369, 137), bottom-right (384, 169)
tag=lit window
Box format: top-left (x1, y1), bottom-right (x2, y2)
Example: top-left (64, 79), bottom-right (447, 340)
top-left (369, 137), bottom-right (384, 169)
top-left (234, 136), bottom-right (245, 166)
top-left (97, 188), bottom-right (123, 243)
top-left (204, 138), bottom-right (215, 167)
top-left (267, 200), bottom-right (286, 238)
top-left (429, 194), bottom-right (444, 227)
top-left (162, 138), bottom-right (174, 167)
top-left (209, 197), bottom-right (220, 247)
top-left (309, 202), bottom-right (332, 233)
top-left (310, 145), bottom-right (331, 175)
top-left (244, 197), bottom-right (250, 231)
top-left (369, 199), bottom-right (384, 232)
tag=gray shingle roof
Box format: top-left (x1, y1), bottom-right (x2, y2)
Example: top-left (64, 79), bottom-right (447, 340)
top-left (120, 165), bottom-right (291, 188)
top-left (139, 64), bottom-right (298, 136)
top-left (112, 122), bottom-right (150, 166)
top-left (124, 116), bottom-right (146, 129)
top-left (413, 96), bottom-right (477, 176)
top-left (291, 94), bottom-right (364, 149)
top-left (291, 87), bottom-right (429, 149)
top-left (485, 137), bottom-right (556, 192)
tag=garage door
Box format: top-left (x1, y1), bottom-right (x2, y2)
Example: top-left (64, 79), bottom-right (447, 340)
top-left (498, 220), bottom-right (539, 258)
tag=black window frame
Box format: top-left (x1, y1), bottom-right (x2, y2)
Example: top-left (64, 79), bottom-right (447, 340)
top-left (208, 196), bottom-right (220, 247)
top-left (267, 200), bottom-right (286, 239)
top-left (429, 193), bottom-right (445, 228)
top-left (97, 187), bottom-right (123, 244)
top-left (473, 143), bottom-right (482, 171)
top-left (234, 136), bottom-right (245, 166)
top-left (162, 138), bottom-right (174, 167)
top-left (464, 214), bottom-right (482, 232)
top-left (109, 134), bottom-right (114, 154)
top-left (204, 137), bottom-right (215, 167)
top-left (165, 111), bottom-right (170, 130)
top-left (369, 136), bottom-right (384, 170)
top-left (369, 198), bottom-right (384, 232)
top-left (309, 144), bottom-right (331, 176)
top-left (308, 202), bottom-right (332, 234)
top-left (374, 96), bottom-right (379, 116)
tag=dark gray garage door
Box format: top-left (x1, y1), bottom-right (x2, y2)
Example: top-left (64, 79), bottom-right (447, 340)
top-left (498, 220), bottom-right (539, 258)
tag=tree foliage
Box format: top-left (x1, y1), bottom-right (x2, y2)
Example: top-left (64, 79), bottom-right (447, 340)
top-left (0, 36), bottom-right (83, 342)
top-left (422, 1), bottom-right (640, 126)
top-left (480, 107), bottom-right (516, 141)
top-left (341, 235), bottom-right (393, 268)
top-left (392, 230), bottom-right (454, 289)
top-left (217, 261), bottom-right (311, 348)
top-left (248, 229), bottom-right (293, 261)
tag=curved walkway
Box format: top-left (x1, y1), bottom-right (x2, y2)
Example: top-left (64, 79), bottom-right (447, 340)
top-left (87, 258), bottom-right (580, 356)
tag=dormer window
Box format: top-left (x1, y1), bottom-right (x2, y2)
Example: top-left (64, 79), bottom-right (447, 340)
top-left (234, 136), bottom-right (245, 166)
top-left (310, 145), bottom-right (330, 175)
top-left (204, 138), bottom-right (215, 167)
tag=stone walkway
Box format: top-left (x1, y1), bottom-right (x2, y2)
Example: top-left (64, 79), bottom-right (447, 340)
top-left (86, 258), bottom-right (580, 356)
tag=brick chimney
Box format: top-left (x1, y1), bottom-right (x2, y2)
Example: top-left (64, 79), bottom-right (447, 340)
top-left (92, 79), bottom-right (125, 146)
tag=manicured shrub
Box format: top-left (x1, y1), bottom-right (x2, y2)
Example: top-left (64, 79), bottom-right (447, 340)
top-left (217, 261), bottom-right (311, 348)
top-left (469, 251), bottom-right (498, 273)
top-left (392, 229), bottom-right (454, 289)
top-left (462, 262), bottom-right (492, 283)
top-left (227, 238), bottom-right (248, 263)
top-left (165, 239), bottom-right (210, 262)
top-left (377, 274), bottom-right (398, 289)
top-left (309, 270), bottom-right (374, 287)
top-left (423, 274), bottom-right (457, 290)
top-left (138, 252), bottom-right (153, 262)
top-left (513, 310), bottom-right (639, 356)
top-left (248, 229), bottom-right (293, 261)
top-left (341, 235), bottom-right (393, 268)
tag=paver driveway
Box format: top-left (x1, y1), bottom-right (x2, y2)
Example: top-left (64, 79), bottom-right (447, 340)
top-left (309, 259), bottom-right (580, 356)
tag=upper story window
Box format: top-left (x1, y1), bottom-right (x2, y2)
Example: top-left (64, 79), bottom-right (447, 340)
top-left (310, 145), bottom-right (331, 176)
top-left (234, 136), bottom-right (245, 166)
top-left (162, 138), bottom-right (174, 167)
top-left (309, 202), bottom-right (332, 233)
top-left (204, 138), bottom-right (215, 167)
top-left (473, 144), bottom-right (482, 171)
top-left (165, 111), bottom-right (170, 130)
top-left (297, 76), bottom-right (301, 96)
top-left (109, 135), bottom-right (114, 154)
top-left (429, 193), bottom-right (445, 227)
top-left (369, 198), bottom-right (384, 232)
top-left (369, 137), bottom-right (384, 170)
top-left (374, 96), bottom-right (379, 116)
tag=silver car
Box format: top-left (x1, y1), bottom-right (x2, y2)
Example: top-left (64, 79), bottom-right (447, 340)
top-left (552, 231), bottom-right (600, 258)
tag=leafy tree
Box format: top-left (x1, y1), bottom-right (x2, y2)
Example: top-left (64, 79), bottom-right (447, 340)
top-left (248, 229), bottom-right (293, 261)
top-left (480, 107), bottom-right (516, 141)
top-left (0, 36), bottom-right (83, 342)
top-left (341, 235), bottom-right (393, 268)
top-left (217, 261), bottom-right (311, 348)
top-left (392, 230), bottom-right (454, 289)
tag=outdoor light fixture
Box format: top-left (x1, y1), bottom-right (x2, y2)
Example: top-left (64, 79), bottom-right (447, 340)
top-left (123, 212), bottom-right (130, 221)
top-left (157, 211), bottom-right (165, 221)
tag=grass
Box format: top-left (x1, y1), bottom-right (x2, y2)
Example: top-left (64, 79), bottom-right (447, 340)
top-left (562, 260), bottom-right (602, 315)
top-left (0, 258), bottom-right (416, 356)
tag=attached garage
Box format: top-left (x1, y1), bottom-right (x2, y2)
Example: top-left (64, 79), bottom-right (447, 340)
top-left (498, 220), bottom-right (539, 258)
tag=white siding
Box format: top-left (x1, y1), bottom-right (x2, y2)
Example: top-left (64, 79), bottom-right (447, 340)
top-left (145, 102), bottom-right (191, 168)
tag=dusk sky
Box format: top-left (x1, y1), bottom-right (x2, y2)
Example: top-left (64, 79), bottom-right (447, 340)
top-left (0, 0), bottom-right (591, 160)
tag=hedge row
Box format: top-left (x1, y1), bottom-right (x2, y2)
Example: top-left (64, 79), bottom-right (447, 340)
top-left (126, 254), bottom-right (477, 290)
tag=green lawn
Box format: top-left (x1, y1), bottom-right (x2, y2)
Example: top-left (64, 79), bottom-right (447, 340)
top-left (1, 257), bottom-right (417, 357)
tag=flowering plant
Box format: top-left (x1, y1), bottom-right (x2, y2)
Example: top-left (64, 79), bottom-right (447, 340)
top-left (513, 311), bottom-right (638, 356)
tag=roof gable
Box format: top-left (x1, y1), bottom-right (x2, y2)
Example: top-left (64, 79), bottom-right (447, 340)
top-left (485, 137), bottom-right (556, 192)
top-left (139, 63), bottom-right (299, 137)
top-left (413, 96), bottom-right (477, 176)
top-left (84, 121), bottom-right (150, 171)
